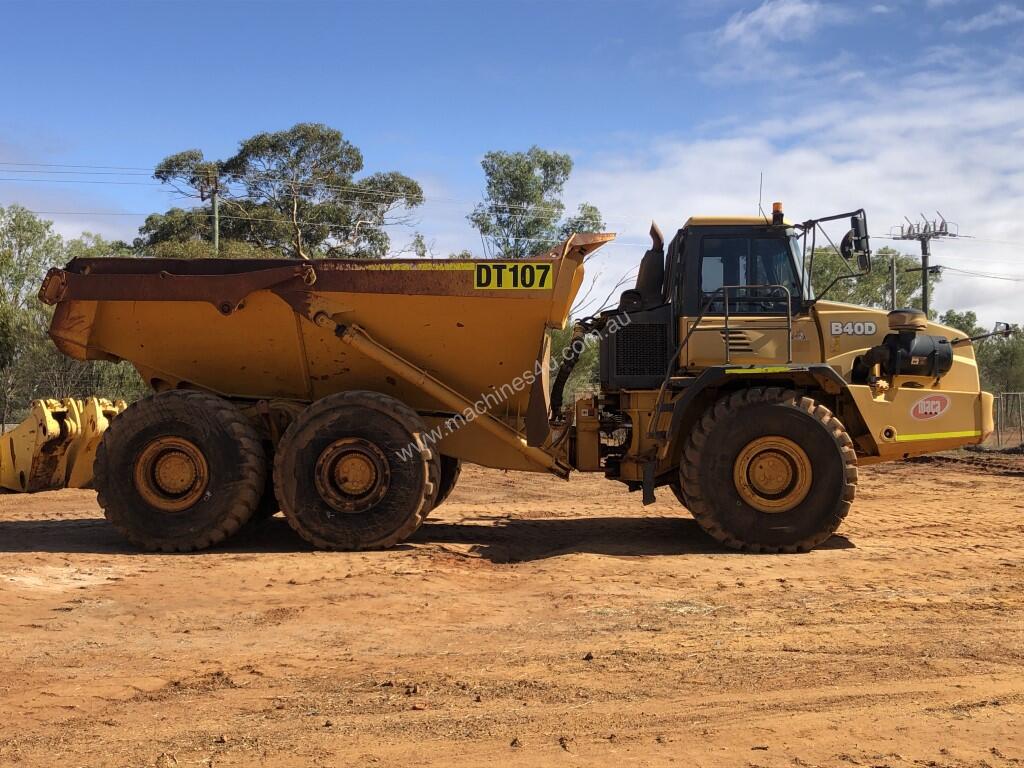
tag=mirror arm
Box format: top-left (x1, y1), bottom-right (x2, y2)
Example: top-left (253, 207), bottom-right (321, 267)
top-left (817, 268), bottom-right (869, 300)
top-left (950, 323), bottom-right (1013, 347)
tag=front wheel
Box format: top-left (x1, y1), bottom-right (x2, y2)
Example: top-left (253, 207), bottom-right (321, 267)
top-left (679, 387), bottom-right (857, 553)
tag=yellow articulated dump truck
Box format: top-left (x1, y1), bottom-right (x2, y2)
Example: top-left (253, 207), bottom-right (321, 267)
top-left (39, 204), bottom-right (993, 553)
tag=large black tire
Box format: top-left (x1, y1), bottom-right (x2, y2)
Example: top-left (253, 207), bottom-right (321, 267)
top-left (273, 391), bottom-right (438, 550)
top-left (241, 453), bottom-right (280, 531)
top-left (94, 391), bottom-right (266, 552)
top-left (678, 387), bottom-right (857, 553)
top-left (252, 442), bottom-right (279, 519)
top-left (423, 455), bottom-right (462, 517)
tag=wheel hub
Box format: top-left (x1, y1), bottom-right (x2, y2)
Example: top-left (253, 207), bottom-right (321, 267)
top-left (154, 452), bottom-right (197, 494)
top-left (134, 437), bottom-right (209, 512)
top-left (315, 438), bottom-right (390, 514)
top-left (733, 436), bottom-right (812, 514)
top-left (334, 452), bottom-right (377, 495)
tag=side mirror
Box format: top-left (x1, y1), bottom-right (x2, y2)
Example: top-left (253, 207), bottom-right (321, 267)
top-left (840, 211), bottom-right (871, 273)
top-left (857, 249), bottom-right (871, 272)
top-left (851, 211), bottom-right (870, 266)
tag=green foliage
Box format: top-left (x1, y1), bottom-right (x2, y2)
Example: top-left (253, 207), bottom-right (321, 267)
top-left (0, 204), bottom-right (64, 310)
top-left (142, 238), bottom-right (276, 260)
top-left (154, 149), bottom-right (225, 202)
top-left (0, 302), bottom-right (16, 371)
top-left (64, 231), bottom-right (134, 260)
top-left (559, 202), bottom-right (605, 241)
top-left (0, 209), bottom-right (146, 424)
top-left (938, 309), bottom-right (984, 337)
top-left (143, 123), bottom-right (423, 259)
top-left (809, 246), bottom-right (940, 312)
top-left (468, 146), bottom-right (604, 258)
top-left (547, 323), bottom-right (601, 405)
top-left (136, 207), bottom-right (211, 248)
top-left (939, 309), bottom-right (1024, 394)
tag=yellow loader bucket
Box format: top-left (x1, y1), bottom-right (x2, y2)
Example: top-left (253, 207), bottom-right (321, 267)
top-left (0, 397), bottom-right (126, 492)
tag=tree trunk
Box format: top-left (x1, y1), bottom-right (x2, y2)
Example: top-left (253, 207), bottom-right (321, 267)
top-left (291, 192), bottom-right (307, 260)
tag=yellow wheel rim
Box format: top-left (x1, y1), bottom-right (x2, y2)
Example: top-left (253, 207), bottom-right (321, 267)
top-left (134, 436), bottom-right (209, 512)
top-left (334, 452), bottom-right (377, 495)
top-left (733, 436), bottom-right (812, 514)
top-left (314, 438), bottom-right (390, 514)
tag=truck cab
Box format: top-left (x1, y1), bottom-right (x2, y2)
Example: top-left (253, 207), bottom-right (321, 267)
top-left (566, 207), bottom-right (992, 552)
top-left (599, 213), bottom-right (809, 393)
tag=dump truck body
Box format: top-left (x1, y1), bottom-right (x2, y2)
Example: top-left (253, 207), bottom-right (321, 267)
top-left (42, 235), bottom-right (609, 475)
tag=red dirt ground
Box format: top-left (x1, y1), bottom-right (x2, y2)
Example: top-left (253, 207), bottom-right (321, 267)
top-left (1, 458), bottom-right (1022, 767)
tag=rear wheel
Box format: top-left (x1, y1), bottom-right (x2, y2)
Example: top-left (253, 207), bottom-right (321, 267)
top-left (94, 391), bottom-right (266, 552)
top-left (679, 387), bottom-right (857, 553)
top-left (273, 391), bottom-right (438, 550)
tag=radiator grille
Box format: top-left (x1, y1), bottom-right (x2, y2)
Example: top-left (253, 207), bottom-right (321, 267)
top-left (615, 323), bottom-right (668, 377)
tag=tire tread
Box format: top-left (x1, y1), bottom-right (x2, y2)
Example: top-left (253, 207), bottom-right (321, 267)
top-left (273, 390), bottom-right (438, 550)
top-left (678, 386), bottom-right (857, 553)
top-left (95, 390), bottom-right (265, 552)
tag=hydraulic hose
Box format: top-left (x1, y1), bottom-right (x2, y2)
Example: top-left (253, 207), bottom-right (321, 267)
top-left (550, 321), bottom-right (589, 420)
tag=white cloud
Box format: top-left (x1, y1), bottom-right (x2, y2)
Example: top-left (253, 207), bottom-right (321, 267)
top-left (562, 58), bottom-right (1024, 328)
top-left (704, 0), bottom-right (857, 82)
top-left (719, 0), bottom-right (849, 44)
top-left (947, 3), bottom-right (1024, 32)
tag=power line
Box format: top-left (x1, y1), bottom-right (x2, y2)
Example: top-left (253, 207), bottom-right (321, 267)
top-left (0, 167), bottom-right (153, 177)
top-left (8, 161), bottom-right (1024, 235)
top-left (879, 234), bottom-right (1024, 248)
top-left (0, 176), bottom-right (162, 187)
top-left (13, 206), bottom-right (1024, 274)
top-left (0, 161), bottom-right (154, 171)
top-left (0, 174), bottom-right (617, 224)
top-left (0, 159), bottom-right (623, 220)
top-left (4, 161), bottom-right (1024, 268)
top-left (940, 266), bottom-right (1024, 283)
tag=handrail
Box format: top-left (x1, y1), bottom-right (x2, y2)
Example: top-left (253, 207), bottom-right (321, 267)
top-left (645, 283), bottom-right (795, 441)
top-left (721, 284), bottom-right (793, 363)
top-left (646, 289), bottom-right (723, 439)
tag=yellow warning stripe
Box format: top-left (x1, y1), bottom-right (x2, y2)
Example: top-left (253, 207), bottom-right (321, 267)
top-left (723, 366), bottom-right (796, 375)
top-left (894, 429), bottom-right (981, 442)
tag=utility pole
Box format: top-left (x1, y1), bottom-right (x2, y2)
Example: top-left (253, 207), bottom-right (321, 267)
top-left (890, 254), bottom-right (897, 310)
top-left (197, 162), bottom-right (223, 256)
top-left (212, 186), bottom-right (220, 256)
top-left (891, 213), bottom-right (957, 316)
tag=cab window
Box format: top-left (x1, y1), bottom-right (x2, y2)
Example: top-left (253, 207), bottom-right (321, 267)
top-left (700, 236), bottom-right (800, 314)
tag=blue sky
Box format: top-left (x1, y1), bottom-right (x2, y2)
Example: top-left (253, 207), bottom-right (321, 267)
top-left (2, 0), bottom-right (1023, 324)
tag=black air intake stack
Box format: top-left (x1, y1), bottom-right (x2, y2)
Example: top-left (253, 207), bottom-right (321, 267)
top-left (854, 308), bottom-right (954, 381)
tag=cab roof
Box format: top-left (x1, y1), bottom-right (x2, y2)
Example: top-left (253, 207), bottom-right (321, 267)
top-left (683, 215), bottom-right (791, 227)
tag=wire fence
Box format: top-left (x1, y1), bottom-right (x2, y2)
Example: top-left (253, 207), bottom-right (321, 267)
top-left (993, 392), bottom-right (1024, 448)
